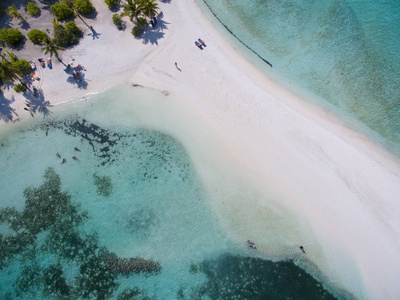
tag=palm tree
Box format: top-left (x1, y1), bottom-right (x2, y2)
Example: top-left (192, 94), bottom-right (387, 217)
top-left (121, 0), bottom-right (141, 22)
top-left (0, 54), bottom-right (22, 83)
top-left (7, 4), bottom-right (23, 22)
top-left (139, 0), bottom-right (159, 19)
top-left (40, 37), bottom-right (65, 62)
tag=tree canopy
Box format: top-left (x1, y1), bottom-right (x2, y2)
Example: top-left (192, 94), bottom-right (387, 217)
top-left (41, 36), bottom-right (65, 61)
top-left (0, 28), bottom-right (24, 48)
top-left (0, 54), bottom-right (22, 83)
top-left (7, 4), bottom-right (24, 22)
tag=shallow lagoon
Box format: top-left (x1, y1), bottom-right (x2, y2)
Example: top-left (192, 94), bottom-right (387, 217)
top-left (0, 86), bottom-right (337, 299)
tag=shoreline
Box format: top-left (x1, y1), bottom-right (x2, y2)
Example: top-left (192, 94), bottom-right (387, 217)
top-left (1, 0), bottom-right (400, 299)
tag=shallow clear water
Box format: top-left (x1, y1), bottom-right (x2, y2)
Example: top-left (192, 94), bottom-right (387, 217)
top-left (201, 0), bottom-right (400, 156)
top-left (0, 88), bottom-right (338, 299)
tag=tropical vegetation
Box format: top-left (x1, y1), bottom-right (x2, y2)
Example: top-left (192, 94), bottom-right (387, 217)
top-left (139, 0), bottom-right (158, 19)
top-left (136, 17), bottom-right (147, 26)
top-left (50, 2), bottom-right (74, 21)
top-left (7, 4), bottom-right (24, 22)
top-left (0, 28), bottom-right (24, 47)
top-left (27, 29), bottom-right (48, 44)
top-left (65, 21), bottom-right (82, 35)
top-left (14, 83), bottom-right (27, 92)
top-left (121, 0), bottom-right (140, 22)
top-left (131, 25), bottom-right (143, 37)
top-left (73, 0), bottom-right (94, 15)
top-left (105, 0), bottom-right (118, 8)
top-left (13, 59), bottom-right (32, 75)
top-left (0, 54), bottom-right (22, 83)
top-left (41, 36), bottom-right (65, 61)
top-left (26, 2), bottom-right (41, 17)
top-left (122, 0), bottom-right (159, 36)
top-left (53, 23), bottom-right (81, 47)
top-left (112, 13), bottom-right (123, 28)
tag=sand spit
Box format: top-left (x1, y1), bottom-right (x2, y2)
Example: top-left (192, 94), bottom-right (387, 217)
top-left (1, 0), bottom-right (400, 299)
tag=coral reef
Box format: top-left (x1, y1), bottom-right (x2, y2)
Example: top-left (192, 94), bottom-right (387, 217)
top-left (0, 168), bottom-right (161, 299)
top-left (98, 247), bottom-right (161, 275)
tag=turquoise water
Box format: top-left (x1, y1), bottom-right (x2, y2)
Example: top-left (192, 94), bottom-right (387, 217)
top-left (200, 0), bottom-right (400, 156)
top-left (0, 88), bottom-right (339, 299)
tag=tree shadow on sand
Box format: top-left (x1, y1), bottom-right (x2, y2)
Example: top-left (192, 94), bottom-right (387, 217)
top-left (25, 89), bottom-right (52, 118)
top-left (66, 71), bottom-right (88, 89)
top-left (139, 12), bottom-right (169, 46)
top-left (0, 90), bottom-right (18, 122)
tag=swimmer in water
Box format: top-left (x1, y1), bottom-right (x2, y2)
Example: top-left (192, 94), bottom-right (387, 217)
top-left (56, 153), bottom-right (60, 158)
top-left (249, 244), bottom-right (257, 249)
top-left (299, 246), bottom-right (306, 254)
top-left (61, 158), bottom-right (66, 164)
top-left (74, 147), bottom-right (81, 151)
top-left (247, 240), bottom-right (255, 245)
top-left (72, 156), bottom-right (78, 160)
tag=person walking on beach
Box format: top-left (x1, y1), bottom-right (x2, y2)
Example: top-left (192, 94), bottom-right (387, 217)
top-left (175, 62), bottom-right (181, 72)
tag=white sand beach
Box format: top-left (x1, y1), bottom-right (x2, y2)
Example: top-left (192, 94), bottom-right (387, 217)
top-left (2, 0), bottom-right (400, 299)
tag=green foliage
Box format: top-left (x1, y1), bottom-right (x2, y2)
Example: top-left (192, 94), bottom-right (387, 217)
top-left (137, 17), bottom-right (147, 26)
top-left (112, 13), bottom-right (122, 27)
top-left (41, 36), bottom-right (65, 61)
top-left (53, 24), bottom-right (79, 47)
top-left (7, 4), bottom-right (23, 21)
top-left (139, 0), bottom-right (159, 18)
top-left (131, 25), bottom-right (143, 37)
top-left (14, 83), bottom-right (27, 92)
top-left (26, 2), bottom-right (41, 17)
top-left (0, 28), bottom-right (24, 47)
top-left (121, 0), bottom-right (140, 22)
top-left (13, 59), bottom-right (32, 75)
top-left (105, 0), bottom-right (118, 8)
top-left (50, 2), bottom-right (74, 21)
top-left (93, 174), bottom-right (113, 197)
top-left (65, 21), bottom-right (81, 35)
top-left (0, 55), bottom-right (22, 82)
top-left (7, 52), bottom-right (18, 62)
top-left (73, 0), bottom-right (94, 15)
top-left (27, 29), bottom-right (47, 44)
